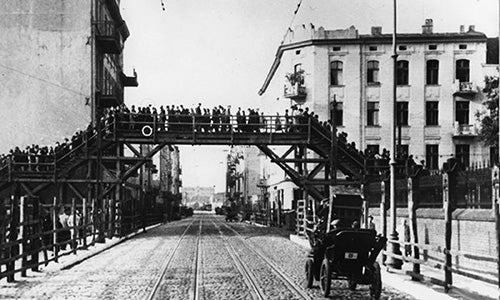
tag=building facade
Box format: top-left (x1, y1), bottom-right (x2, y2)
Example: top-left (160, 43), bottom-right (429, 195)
top-left (262, 20), bottom-right (494, 170)
top-left (159, 145), bottom-right (182, 195)
top-left (0, 0), bottom-right (137, 153)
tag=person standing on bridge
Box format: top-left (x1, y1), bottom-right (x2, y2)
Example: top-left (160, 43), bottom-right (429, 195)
top-left (275, 113), bottom-right (282, 132)
top-left (284, 109), bottom-right (291, 133)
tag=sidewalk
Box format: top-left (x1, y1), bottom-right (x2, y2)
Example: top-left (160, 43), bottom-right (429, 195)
top-left (290, 234), bottom-right (499, 300)
top-left (39, 224), bottom-right (161, 274)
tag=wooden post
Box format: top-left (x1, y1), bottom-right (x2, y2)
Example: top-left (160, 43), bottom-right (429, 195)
top-left (71, 197), bottom-right (77, 254)
top-left (491, 166), bottom-right (500, 295)
top-left (91, 197), bottom-right (96, 245)
top-left (443, 172), bottom-right (452, 292)
top-left (361, 183), bottom-right (368, 228)
top-left (82, 197), bottom-right (87, 248)
top-left (52, 196), bottom-right (58, 262)
top-left (380, 181), bottom-right (387, 264)
top-left (7, 190), bottom-right (20, 282)
top-left (109, 195), bottom-right (115, 237)
top-left (20, 196), bottom-right (26, 277)
top-left (32, 197), bottom-right (40, 271)
top-left (407, 176), bottom-right (420, 277)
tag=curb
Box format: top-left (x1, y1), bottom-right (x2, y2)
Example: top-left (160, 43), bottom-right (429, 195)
top-left (60, 223), bottom-right (163, 271)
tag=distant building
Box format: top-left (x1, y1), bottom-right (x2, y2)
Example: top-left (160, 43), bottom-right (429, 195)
top-left (0, 0), bottom-right (137, 153)
top-left (159, 145), bottom-right (182, 195)
top-left (260, 20), bottom-right (497, 170)
top-left (225, 146), bottom-right (264, 207)
top-left (182, 186), bottom-right (214, 207)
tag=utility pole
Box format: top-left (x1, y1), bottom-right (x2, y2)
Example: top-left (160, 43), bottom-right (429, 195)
top-left (386, 0), bottom-right (402, 269)
top-left (327, 95), bottom-right (337, 233)
top-left (496, 3), bottom-right (500, 297)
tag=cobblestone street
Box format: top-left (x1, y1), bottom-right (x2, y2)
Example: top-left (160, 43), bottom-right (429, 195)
top-left (1, 214), bottom-right (418, 299)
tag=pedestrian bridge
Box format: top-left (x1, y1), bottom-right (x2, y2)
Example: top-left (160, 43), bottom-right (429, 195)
top-left (0, 112), bottom-right (384, 203)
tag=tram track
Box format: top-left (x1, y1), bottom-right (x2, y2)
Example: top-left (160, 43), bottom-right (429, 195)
top-left (213, 216), bottom-right (312, 300)
top-left (146, 217), bottom-right (202, 300)
top-left (212, 220), bottom-right (266, 300)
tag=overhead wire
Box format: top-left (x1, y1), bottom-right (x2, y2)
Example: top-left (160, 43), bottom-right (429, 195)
top-left (0, 63), bottom-right (89, 98)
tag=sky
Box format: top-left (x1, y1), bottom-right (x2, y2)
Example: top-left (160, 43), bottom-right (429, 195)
top-left (120, 0), bottom-right (499, 192)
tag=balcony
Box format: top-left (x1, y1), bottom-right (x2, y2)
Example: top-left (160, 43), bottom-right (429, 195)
top-left (453, 122), bottom-right (478, 138)
top-left (284, 82), bottom-right (307, 102)
top-left (453, 81), bottom-right (478, 96)
top-left (97, 72), bottom-right (123, 108)
top-left (95, 21), bottom-right (124, 54)
top-left (121, 70), bottom-right (138, 87)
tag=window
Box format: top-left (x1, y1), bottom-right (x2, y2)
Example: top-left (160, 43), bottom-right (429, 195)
top-left (367, 61), bottom-right (379, 84)
top-left (333, 102), bottom-right (343, 126)
top-left (490, 147), bottom-right (499, 166)
top-left (459, 44), bottom-right (467, 50)
top-left (426, 145), bottom-right (439, 170)
top-left (397, 145), bottom-right (409, 158)
top-left (456, 101), bottom-right (469, 125)
top-left (428, 44), bottom-right (437, 50)
top-left (367, 102), bottom-right (379, 126)
top-left (396, 102), bottom-right (409, 126)
top-left (366, 145), bottom-right (380, 156)
top-left (332, 46), bottom-right (341, 51)
top-left (330, 61), bottom-right (343, 86)
top-left (455, 144), bottom-right (470, 168)
top-left (396, 60), bottom-right (409, 85)
top-left (426, 60), bottom-right (439, 85)
top-left (426, 101), bottom-right (439, 125)
top-left (456, 59), bottom-right (470, 82)
top-left (398, 45), bottom-right (407, 51)
top-left (294, 63), bottom-right (304, 84)
top-left (369, 46), bottom-right (378, 51)
top-left (295, 50), bottom-right (301, 55)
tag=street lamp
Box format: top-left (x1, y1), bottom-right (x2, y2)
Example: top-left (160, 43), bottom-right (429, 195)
top-left (386, 0), bottom-right (403, 269)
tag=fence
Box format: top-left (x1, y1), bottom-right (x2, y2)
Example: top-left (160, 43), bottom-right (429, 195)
top-left (373, 160), bottom-right (499, 292)
top-left (0, 194), bottom-right (164, 282)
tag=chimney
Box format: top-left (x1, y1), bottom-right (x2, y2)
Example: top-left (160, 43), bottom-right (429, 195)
top-left (468, 25), bottom-right (475, 32)
top-left (422, 18), bottom-right (433, 34)
top-left (460, 25), bottom-right (465, 33)
top-left (371, 26), bottom-right (382, 35)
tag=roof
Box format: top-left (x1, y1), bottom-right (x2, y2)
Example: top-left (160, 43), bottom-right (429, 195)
top-left (258, 30), bottom-right (488, 96)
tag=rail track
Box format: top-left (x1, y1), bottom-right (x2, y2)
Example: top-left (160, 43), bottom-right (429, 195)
top-left (146, 217), bottom-right (202, 300)
top-left (213, 216), bottom-right (312, 300)
top-left (147, 214), bottom-right (311, 300)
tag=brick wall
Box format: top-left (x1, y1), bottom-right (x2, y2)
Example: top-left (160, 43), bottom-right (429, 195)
top-left (370, 207), bottom-right (497, 280)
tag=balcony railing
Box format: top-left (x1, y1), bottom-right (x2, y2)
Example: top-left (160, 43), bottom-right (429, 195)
top-left (284, 82), bottom-right (307, 102)
top-left (121, 70), bottom-right (138, 87)
top-left (95, 21), bottom-right (124, 54)
top-left (453, 122), bottom-right (477, 137)
top-left (454, 81), bottom-right (478, 96)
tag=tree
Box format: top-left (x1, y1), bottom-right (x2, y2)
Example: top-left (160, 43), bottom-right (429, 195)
top-left (477, 75), bottom-right (499, 147)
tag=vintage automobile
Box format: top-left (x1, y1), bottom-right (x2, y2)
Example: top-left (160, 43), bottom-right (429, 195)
top-left (305, 225), bottom-right (386, 299)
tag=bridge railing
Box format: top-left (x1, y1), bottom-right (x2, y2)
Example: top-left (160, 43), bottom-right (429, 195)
top-left (111, 113), bottom-right (312, 138)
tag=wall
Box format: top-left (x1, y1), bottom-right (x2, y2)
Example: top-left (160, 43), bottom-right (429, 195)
top-left (370, 207), bottom-right (497, 280)
top-left (0, 0), bottom-right (92, 153)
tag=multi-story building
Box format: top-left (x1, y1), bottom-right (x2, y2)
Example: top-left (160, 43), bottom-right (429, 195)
top-left (260, 20), bottom-right (495, 171)
top-left (159, 145), bottom-right (182, 195)
top-left (0, 0), bottom-right (137, 153)
top-left (226, 146), bottom-right (265, 207)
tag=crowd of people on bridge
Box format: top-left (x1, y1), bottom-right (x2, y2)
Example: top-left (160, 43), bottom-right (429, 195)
top-left (1, 102), bottom-right (420, 176)
top-left (102, 103), bottom-right (320, 134)
top-left (0, 125), bottom-right (96, 173)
